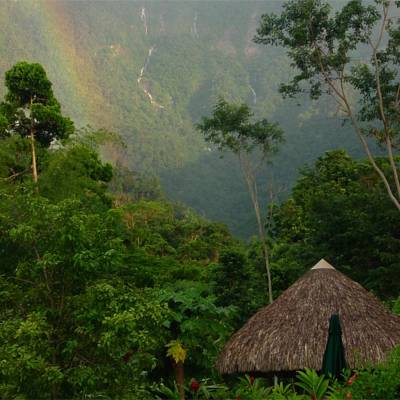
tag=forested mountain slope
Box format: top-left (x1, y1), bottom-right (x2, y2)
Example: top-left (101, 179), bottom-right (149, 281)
top-left (0, 0), bottom-right (360, 236)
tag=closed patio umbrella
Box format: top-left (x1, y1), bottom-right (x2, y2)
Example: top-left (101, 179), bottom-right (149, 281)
top-left (322, 314), bottom-right (347, 378)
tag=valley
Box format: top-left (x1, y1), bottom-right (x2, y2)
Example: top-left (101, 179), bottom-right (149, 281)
top-left (0, 0), bottom-right (360, 237)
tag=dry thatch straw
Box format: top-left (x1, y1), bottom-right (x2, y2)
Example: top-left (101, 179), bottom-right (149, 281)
top-left (217, 259), bottom-right (400, 374)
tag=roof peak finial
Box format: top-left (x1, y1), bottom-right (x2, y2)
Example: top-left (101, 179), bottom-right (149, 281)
top-left (311, 259), bottom-right (335, 270)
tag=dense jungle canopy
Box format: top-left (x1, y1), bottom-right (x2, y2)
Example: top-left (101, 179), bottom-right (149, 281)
top-left (1, 0), bottom-right (400, 399)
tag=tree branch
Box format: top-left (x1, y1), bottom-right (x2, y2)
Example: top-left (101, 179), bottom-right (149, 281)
top-left (368, 1), bottom-right (400, 200)
top-left (369, 1), bottom-right (390, 129)
top-left (338, 77), bottom-right (400, 210)
top-left (315, 38), bottom-right (400, 211)
top-left (2, 169), bottom-right (29, 181)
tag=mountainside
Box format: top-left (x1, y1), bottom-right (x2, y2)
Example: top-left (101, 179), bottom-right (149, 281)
top-left (0, 0), bottom-right (361, 237)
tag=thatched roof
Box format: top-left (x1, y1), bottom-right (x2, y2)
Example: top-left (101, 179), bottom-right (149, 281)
top-left (217, 259), bottom-right (400, 374)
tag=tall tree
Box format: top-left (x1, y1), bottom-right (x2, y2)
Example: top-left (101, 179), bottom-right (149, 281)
top-left (255, 0), bottom-right (400, 211)
top-left (271, 150), bottom-right (400, 298)
top-left (2, 62), bottom-right (73, 186)
top-left (197, 98), bottom-right (283, 304)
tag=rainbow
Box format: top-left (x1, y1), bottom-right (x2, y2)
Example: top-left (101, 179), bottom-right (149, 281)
top-left (33, 0), bottom-right (111, 128)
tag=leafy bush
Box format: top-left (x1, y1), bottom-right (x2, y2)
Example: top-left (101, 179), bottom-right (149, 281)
top-left (338, 347), bottom-right (400, 400)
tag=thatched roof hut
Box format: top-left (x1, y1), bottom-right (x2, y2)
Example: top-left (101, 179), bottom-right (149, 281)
top-left (217, 259), bottom-right (400, 374)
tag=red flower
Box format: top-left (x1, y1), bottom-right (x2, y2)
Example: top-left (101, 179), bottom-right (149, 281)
top-left (249, 375), bottom-right (255, 385)
top-left (190, 379), bottom-right (200, 392)
top-left (347, 374), bottom-right (358, 386)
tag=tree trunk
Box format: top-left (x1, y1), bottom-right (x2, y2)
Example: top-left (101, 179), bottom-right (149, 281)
top-left (240, 152), bottom-right (273, 304)
top-left (30, 128), bottom-right (38, 184)
top-left (173, 360), bottom-right (185, 400)
top-left (254, 194), bottom-right (273, 305)
top-left (316, 41), bottom-right (400, 212)
top-left (29, 97), bottom-right (39, 189)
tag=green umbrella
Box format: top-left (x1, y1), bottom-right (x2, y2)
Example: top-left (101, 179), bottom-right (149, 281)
top-left (322, 314), bottom-right (347, 378)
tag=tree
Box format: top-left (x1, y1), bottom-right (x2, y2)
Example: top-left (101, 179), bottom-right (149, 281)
top-left (211, 249), bottom-right (268, 324)
top-left (256, 0), bottom-right (400, 212)
top-left (0, 191), bottom-right (171, 399)
top-left (39, 144), bottom-right (113, 209)
top-left (0, 135), bottom-right (34, 187)
top-left (270, 150), bottom-right (400, 298)
top-left (0, 114), bottom-right (8, 138)
top-left (197, 98), bottom-right (283, 303)
top-left (160, 282), bottom-right (234, 400)
top-left (2, 62), bottom-right (73, 185)
top-left (0, 61), bottom-right (246, 397)
top-left (0, 135), bottom-right (241, 398)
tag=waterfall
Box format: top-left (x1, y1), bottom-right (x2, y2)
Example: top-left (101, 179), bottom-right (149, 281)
top-left (140, 7), bottom-right (148, 35)
top-left (137, 46), bottom-right (165, 109)
top-left (250, 85), bottom-right (257, 105)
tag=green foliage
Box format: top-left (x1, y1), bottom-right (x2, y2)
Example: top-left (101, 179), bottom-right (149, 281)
top-left (121, 200), bottom-right (235, 262)
top-left (0, 191), bottom-right (166, 397)
top-left (234, 375), bottom-right (272, 400)
top-left (110, 164), bottom-right (163, 203)
top-left (193, 380), bottom-right (230, 400)
top-left (198, 97), bottom-right (284, 304)
top-left (154, 351), bottom-right (400, 399)
top-left (270, 150), bottom-right (400, 298)
top-left (0, 2), bottom-right (369, 236)
top-left (197, 98), bottom-right (283, 155)
top-left (40, 144), bottom-right (113, 207)
top-left (70, 283), bottom-right (168, 396)
top-left (393, 297), bottom-right (400, 315)
top-left (0, 107), bottom-right (242, 397)
top-left (156, 379), bottom-right (230, 400)
top-left (211, 249), bottom-right (267, 324)
top-left (3, 61), bottom-right (74, 147)
top-left (211, 250), bottom-right (249, 307)
top-left (255, 0), bottom-right (380, 101)
top-left (5, 61), bottom-right (53, 105)
top-left (159, 282), bottom-right (235, 374)
top-left (333, 347), bottom-right (400, 400)
top-left (270, 382), bottom-right (302, 400)
top-left (295, 368), bottom-right (330, 400)
top-left (0, 183), bottom-right (240, 397)
top-left (31, 102), bottom-right (74, 146)
top-left (0, 135), bottom-right (35, 185)
top-left (156, 382), bottom-right (182, 400)
top-left (1, 22), bottom-right (399, 400)
top-left (255, 0), bottom-right (400, 217)
top-left (0, 112), bottom-right (8, 137)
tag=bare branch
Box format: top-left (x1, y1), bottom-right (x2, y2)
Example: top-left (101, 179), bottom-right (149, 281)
top-left (395, 83), bottom-right (400, 109)
top-left (339, 77), bottom-right (400, 210)
top-left (385, 134), bottom-right (400, 199)
top-left (1, 169), bottom-right (29, 181)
